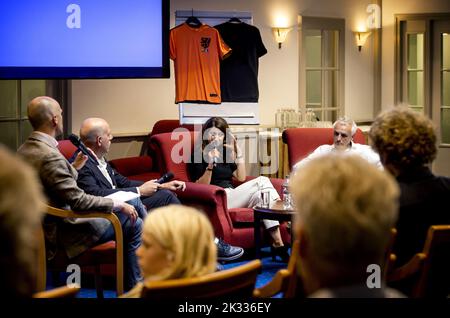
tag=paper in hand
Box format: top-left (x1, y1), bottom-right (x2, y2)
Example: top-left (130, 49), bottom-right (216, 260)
top-left (104, 191), bottom-right (140, 202)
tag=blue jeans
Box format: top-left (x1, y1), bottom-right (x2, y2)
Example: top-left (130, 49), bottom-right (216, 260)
top-left (126, 197), bottom-right (148, 219)
top-left (97, 210), bottom-right (143, 291)
top-left (128, 190), bottom-right (180, 218)
top-left (141, 189), bottom-right (181, 211)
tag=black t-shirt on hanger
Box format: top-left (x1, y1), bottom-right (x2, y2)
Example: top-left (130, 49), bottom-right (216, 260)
top-left (215, 22), bottom-right (267, 103)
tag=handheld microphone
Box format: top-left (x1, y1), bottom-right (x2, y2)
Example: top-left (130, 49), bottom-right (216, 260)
top-left (156, 172), bottom-right (174, 184)
top-left (68, 134), bottom-right (98, 165)
top-left (212, 140), bottom-right (220, 164)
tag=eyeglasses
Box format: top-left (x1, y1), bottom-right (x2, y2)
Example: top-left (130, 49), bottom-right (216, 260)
top-left (333, 131), bottom-right (350, 138)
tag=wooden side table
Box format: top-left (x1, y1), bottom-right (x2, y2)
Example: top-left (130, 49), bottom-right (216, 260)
top-left (253, 200), bottom-right (295, 259)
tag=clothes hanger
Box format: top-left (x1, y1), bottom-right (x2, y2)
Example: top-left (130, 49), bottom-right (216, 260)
top-left (228, 17), bottom-right (242, 23)
top-left (228, 10), bottom-right (242, 23)
top-left (185, 9), bottom-right (202, 28)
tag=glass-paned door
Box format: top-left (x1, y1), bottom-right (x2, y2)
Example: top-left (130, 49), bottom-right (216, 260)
top-left (440, 32), bottom-right (450, 144)
top-left (397, 15), bottom-right (450, 176)
top-left (400, 20), bottom-right (427, 114)
top-left (432, 19), bottom-right (450, 176)
top-left (300, 17), bottom-right (344, 124)
top-left (407, 33), bottom-right (425, 113)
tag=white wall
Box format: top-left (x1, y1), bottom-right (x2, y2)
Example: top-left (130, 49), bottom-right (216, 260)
top-left (71, 0), bottom-right (378, 135)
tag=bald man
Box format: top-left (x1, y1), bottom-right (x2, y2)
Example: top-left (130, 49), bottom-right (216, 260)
top-left (76, 117), bottom-right (185, 216)
top-left (77, 118), bottom-right (245, 263)
top-left (18, 96), bottom-right (143, 290)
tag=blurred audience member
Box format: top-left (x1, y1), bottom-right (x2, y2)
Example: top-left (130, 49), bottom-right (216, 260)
top-left (0, 146), bottom-right (45, 297)
top-left (369, 106), bottom-right (450, 266)
top-left (291, 154), bottom-right (401, 297)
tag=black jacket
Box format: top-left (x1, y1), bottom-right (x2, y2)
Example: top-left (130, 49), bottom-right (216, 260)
top-left (393, 166), bottom-right (450, 266)
top-left (74, 153), bottom-right (144, 197)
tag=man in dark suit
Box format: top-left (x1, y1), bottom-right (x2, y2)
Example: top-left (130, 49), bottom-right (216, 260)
top-left (76, 117), bottom-right (186, 218)
top-left (77, 117), bottom-right (245, 263)
top-left (17, 96), bottom-right (142, 290)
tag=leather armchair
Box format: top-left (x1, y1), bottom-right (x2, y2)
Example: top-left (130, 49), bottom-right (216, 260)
top-left (150, 131), bottom-right (290, 249)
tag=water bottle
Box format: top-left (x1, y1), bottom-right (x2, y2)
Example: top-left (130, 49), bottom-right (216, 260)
top-left (282, 175), bottom-right (291, 210)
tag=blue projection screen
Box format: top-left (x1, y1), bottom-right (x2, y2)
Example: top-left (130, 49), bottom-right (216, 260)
top-left (0, 0), bottom-right (169, 79)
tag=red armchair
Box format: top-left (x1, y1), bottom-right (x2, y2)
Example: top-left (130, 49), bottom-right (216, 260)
top-left (108, 156), bottom-right (156, 183)
top-left (282, 127), bottom-right (366, 169)
top-left (150, 131), bottom-right (290, 249)
top-left (57, 140), bottom-right (78, 160)
top-left (109, 119), bottom-right (195, 182)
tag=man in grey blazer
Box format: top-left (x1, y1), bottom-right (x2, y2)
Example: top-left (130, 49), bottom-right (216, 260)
top-left (18, 96), bottom-right (142, 291)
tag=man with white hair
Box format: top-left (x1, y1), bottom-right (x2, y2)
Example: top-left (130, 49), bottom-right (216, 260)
top-left (293, 117), bottom-right (382, 170)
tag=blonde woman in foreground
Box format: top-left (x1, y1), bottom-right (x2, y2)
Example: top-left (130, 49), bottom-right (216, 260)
top-left (122, 205), bottom-right (217, 297)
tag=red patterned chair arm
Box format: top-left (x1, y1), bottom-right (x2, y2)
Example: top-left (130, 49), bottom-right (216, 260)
top-left (175, 182), bottom-right (227, 205)
top-left (109, 156), bottom-right (153, 177)
top-left (172, 182), bottom-right (233, 240)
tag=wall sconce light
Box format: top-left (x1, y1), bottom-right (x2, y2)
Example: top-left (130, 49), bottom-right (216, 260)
top-left (272, 27), bottom-right (292, 49)
top-left (353, 31), bottom-right (371, 51)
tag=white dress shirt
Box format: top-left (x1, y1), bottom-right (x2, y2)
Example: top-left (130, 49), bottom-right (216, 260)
top-left (293, 142), bottom-right (382, 170)
top-left (97, 156), bottom-right (141, 194)
top-left (97, 157), bottom-right (116, 188)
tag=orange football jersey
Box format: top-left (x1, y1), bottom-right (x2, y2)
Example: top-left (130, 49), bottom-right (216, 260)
top-left (170, 23), bottom-right (231, 104)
